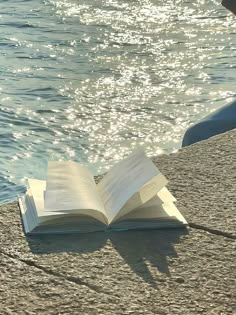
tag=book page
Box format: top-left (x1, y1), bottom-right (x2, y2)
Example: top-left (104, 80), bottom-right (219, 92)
top-left (113, 183), bottom-right (171, 222)
top-left (97, 149), bottom-right (167, 224)
top-left (27, 178), bottom-right (107, 224)
top-left (116, 194), bottom-right (187, 225)
top-left (28, 179), bottom-right (65, 217)
top-left (44, 161), bottom-right (106, 216)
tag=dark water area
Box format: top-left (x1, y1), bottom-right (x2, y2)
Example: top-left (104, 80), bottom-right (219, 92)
top-left (0, 0), bottom-right (236, 203)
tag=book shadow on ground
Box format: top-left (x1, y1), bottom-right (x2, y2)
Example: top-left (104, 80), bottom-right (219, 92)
top-left (27, 228), bottom-right (188, 287)
top-left (109, 228), bottom-right (188, 287)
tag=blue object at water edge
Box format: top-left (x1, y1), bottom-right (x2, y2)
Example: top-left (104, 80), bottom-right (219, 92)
top-left (182, 100), bottom-right (236, 147)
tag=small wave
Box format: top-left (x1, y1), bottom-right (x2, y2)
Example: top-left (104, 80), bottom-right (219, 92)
top-left (0, 175), bottom-right (25, 205)
top-left (0, 22), bottom-right (36, 28)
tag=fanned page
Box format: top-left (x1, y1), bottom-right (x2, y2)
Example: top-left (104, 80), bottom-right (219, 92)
top-left (116, 192), bottom-right (187, 225)
top-left (28, 179), bottom-right (55, 217)
top-left (19, 178), bottom-right (107, 233)
top-left (44, 161), bottom-right (106, 217)
top-left (97, 149), bottom-right (167, 224)
top-left (113, 173), bottom-right (168, 221)
top-left (27, 178), bottom-right (73, 218)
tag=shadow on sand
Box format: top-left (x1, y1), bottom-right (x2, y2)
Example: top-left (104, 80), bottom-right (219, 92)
top-left (27, 227), bottom-right (188, 287)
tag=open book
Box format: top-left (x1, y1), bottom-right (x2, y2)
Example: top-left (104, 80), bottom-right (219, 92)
top-left (19, 150), bottom-right (187, 234)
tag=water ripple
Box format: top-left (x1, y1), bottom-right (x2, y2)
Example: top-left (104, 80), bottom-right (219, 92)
top-left (0, 0), bottom-right (236, 203)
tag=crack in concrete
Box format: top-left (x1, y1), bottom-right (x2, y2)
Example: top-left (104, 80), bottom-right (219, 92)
top-left (0, 223), bottom-right (234, 298)
top-left (20, 258), bottom-right (104, 293)
top-left (0, 250), bottom-right (109, 295)
top-left (189, 223), bottom-right (236, 239)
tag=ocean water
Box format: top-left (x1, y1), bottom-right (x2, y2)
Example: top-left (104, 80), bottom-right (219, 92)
top-left (0, 0), bottom-right (236, 204)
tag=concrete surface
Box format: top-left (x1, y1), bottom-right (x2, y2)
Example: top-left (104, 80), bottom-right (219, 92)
top-left (0, 130), bottom-right (236, 314)
top-left (154, 128), bottom-right (236, 237)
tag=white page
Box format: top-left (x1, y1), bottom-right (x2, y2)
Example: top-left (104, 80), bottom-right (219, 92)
top-left (44, 161), bottom-right (105, 215)
top-left (114, 184), bottom-right (172, 221)
top-left (28, 179), bottom-right (63, 217)
top-left (19, 195), bottom-right (34, 234)
top-left (29, 178), bottom-right (107, 224)
top-left (97, 149), bottom-right (167, 223)
top-left (155, 186), bottom-right (176, 203)
top-left (115, 193), bottom-right (187, 225)
top-left (18, 180), bottom-right (64, 234)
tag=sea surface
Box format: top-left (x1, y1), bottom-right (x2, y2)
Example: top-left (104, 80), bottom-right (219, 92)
top-left (0, 0), bottom-right (236, 204)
